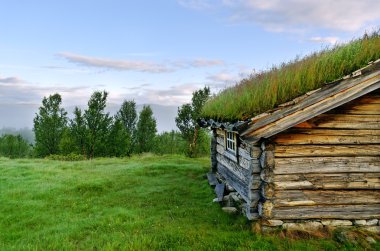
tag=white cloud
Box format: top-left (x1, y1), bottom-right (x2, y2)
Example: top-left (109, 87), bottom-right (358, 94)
top-left (58, 52), bottom-right (173, 73)
top-left (309, 36), bottom-right (339, 44)
top-left (179, 0), bottom-right (380, 33)
top-left (0, 76), bottom-right (23, 84)
top-left (58, 52), bottom-right (225, 73)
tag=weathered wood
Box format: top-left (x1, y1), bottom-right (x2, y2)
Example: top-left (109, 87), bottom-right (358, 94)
top-left (329, 103), bottom-right (380, 115)
top-left (274, 156), bottom-right (380, 174)
top-left (273, 129), bottom-right (380, 145)
top-left (270, 204), bottom-right (380, 220)
top-left (207, 172), bottom-right (218, 186)
top-left (216, 136), bottom-right (224, 146)
top-left (268, 190), bottom-right (380, 207)
top-left (216, 162), bottom-right (250, 202)
top-left (215, 183), bottom-right (225, 202)
top-left (216, 129), bottom-right (225, 137)
top-left (273, 173), bottom-right (380, 190)
top-left (241, 65), bottom-right (380, 142)
top-left (275, 145), bottom-right (380, 157)
top-left (216, 151), bottom-right (260, 173)
top-left (211, 130), bottom-right (217, 172)
top-left (293, 114), bottom-right (380, 129)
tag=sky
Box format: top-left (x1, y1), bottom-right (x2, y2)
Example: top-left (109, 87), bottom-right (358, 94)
top-left (0, 0), bottom-right (379, 130)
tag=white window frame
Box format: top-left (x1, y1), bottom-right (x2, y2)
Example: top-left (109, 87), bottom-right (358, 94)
top-left (225, 131), bottom-right (237, 154)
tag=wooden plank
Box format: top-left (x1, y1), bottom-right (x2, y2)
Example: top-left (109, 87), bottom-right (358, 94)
top-left (271, 204), bottom-right (380, 220)
top-left (217, 153), bottom-right (250, 181)
top-left (269, 190), bottom-right (380, 207)
top-left (216, 162), bottom-right (250, 202)
top-left (215, 183), bottom-right (225, 202)
top-left (274, 156), bottom-right (380, 174)
top-left (293, 114), bottom-right (380, 129)
top-left (275, 145), bottom-right (380, 157)
top-left (216, 149), bottom-right (260, 173)
top-left (207, 172), bottom-right (218, 186)
top-left (273, 173), bottom-right (380, 190)
top-left (216, 136), bottom-right (224, 146)
top-left (241, 67), bottom-right (380, 142)
top-left (273, 129), bottom-right (380, 145)
top-left (216, 129), bottom-right (225, 137)
top-left (329, 101), bottom-right (380, 115)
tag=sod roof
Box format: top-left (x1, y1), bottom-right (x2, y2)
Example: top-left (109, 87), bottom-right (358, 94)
top-left (201, 31), bottom-right (380, 122)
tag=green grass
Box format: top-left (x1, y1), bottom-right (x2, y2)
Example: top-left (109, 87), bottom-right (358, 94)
top-left (202, 31), bottom-right (380, 121)
top-left (0, 155), bottom-right (377, 250)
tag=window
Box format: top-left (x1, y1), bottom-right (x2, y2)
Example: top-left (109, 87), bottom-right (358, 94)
top-left (226, 131), bottom-right (237, 153)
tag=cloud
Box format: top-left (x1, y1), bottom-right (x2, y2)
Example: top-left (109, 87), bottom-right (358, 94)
top-left (0, 76), bottom-right (23, 84)
top-left (0, 76), bottom-right (91, 105)
top-left (309, 36), bottom-right (339, 44)
top-left (207, 72), bottom-right (237, 83)
top-left (179, 0), bottom-right (380, 33)
top-left (110, 83), bottom-right (202, 106)
top-left (58, 52), bottom-right (173, 73)
top-left (58, 52), bottom-right (225, 73)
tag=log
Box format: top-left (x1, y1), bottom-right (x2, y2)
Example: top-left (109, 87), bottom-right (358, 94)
top-left (273, 129), bottom-right (380, 145)
top-left (273, 173), bottom-right (380, 190)
top-left (329, 103), bottom-right (380, 115)
top-left (268, 190), bottom-right (380, 207)
top-left (216, 136), bottom-right (224, 146)
top-left (293, 114), bottom-right (380, 129)
top-left (217, 162), bottom-right (250, 202)
top-left (270, 204), bottom-right (380, 220)
top-left (274, 156), bottom-right (380, 174)
top-left (275, 145), bottom-right (380, 157)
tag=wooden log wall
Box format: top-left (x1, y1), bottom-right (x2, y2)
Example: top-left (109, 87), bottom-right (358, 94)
top-left (260, 91), bottom-right (380, 221)
top-left (214, 129), bottom-right (262, 219)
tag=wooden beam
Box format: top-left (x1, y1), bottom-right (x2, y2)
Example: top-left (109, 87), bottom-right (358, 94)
top-left (275, 145), bottom-right (380, 157)
top-left (274, 156), bottom-right (380, 174)
top-left (273, 172), bottom-right (380, 190)
top-left (270, 204), bottom-right (380, 220)
top-left (273, 129), bottom-right (380, 145)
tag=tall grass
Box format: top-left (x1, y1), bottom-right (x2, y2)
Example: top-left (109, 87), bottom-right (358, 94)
top-left (202, 31), bottom-right (380, 121)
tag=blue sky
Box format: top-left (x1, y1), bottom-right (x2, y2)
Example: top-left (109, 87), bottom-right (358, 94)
top-left (1, 0), bottom-right (379, 127)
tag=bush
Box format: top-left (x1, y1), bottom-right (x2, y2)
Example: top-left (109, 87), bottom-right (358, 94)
top-left (153, 131), bottom-right (187, 155)
top-left (45, 153), bottom-right (86, 161)
top-left (0, 134), bottom-right (31, 158)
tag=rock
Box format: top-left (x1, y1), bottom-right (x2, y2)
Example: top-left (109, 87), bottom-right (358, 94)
top-left (363, 226), bottom-right (380, 234)
top-left (366, 237), bottom-right (376, 244)
top-left (353, 220), bottom-right (366, 226)
top-left (366, 219), bottom-right (378, 226)
top-left (226, 184), bottom-right (235, 192)
top-left (262, 220), bottom-right (284, 227)
top-left (283, 222), bottom-right (323, 231)
top-left (321, 220), bottom-right (352, 226)
top-left (222, 207), bottom-right (238, 214)
top-left (212, 198), bottom-right (219, 203)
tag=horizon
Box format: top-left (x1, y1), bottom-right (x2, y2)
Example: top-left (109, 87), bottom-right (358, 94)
top-left (1, 0), bottom-right (379, 129)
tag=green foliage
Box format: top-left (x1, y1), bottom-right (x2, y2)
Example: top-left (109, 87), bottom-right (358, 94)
top-left (83, 91), bottom-right (112, 159)
top-left (69, 107), bottom-right (87, 156)
top-left (202, 31), bottom-right (380, 121)
top-left (107, 118), bottom-right (132, 157)
top-left (176, 87), bottom-right (211, 157)
top-left (153, 130), bottom-right (187, 155)
top-left (116, 100), bottom-right (137, 139)
top-left (45, 153), bottom-right (86, 161)
top-left (135, 105), bottom-right (157, 153)
top-left (0, 134), bottom-right (31, 158)
top-left (0, 156), bottom-right (374, 250)
top-left (33, 93), bottom-right (68, 157)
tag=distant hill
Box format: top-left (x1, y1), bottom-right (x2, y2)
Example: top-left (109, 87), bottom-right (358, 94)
top-left (0, 103), bottom-right (179, 133)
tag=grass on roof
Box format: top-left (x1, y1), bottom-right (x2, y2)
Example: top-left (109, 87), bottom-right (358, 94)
top-left (202, 31), bottom-right (380, 122)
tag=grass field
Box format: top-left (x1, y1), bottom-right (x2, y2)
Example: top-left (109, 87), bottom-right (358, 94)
top-left (0, 155), bottom-right (378, 250)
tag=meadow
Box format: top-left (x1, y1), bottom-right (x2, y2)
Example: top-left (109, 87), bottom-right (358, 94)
top-left (0, 155), bottom-right (377, 250)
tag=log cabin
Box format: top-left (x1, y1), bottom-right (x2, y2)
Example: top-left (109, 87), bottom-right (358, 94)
top-left (201, 54), bottom-right (380, 231)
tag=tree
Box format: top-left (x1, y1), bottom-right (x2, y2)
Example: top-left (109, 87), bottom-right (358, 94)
top-left (0, 134), bottom-right (31, 158)
top-left (107, 117), bottom-right (132, 157)
top-left (70, 107), bottom-right (87, 156)
top-left (116, 100), bottom-right (137, 137)
top-left (135, 105), bottom-right (157, 153)
top-left (83, 91), bottom-right (112, 159)
top-left (33, 93), bottom-right (67, 157)
top-left (175, 87), bottom-right (210, 157)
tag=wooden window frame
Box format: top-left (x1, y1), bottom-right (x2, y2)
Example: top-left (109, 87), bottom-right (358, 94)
top-left (225, 131), bottom-right (237, 155)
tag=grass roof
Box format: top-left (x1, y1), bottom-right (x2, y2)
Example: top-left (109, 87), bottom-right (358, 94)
top-left (202, 31), bottom-right (380, 122)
